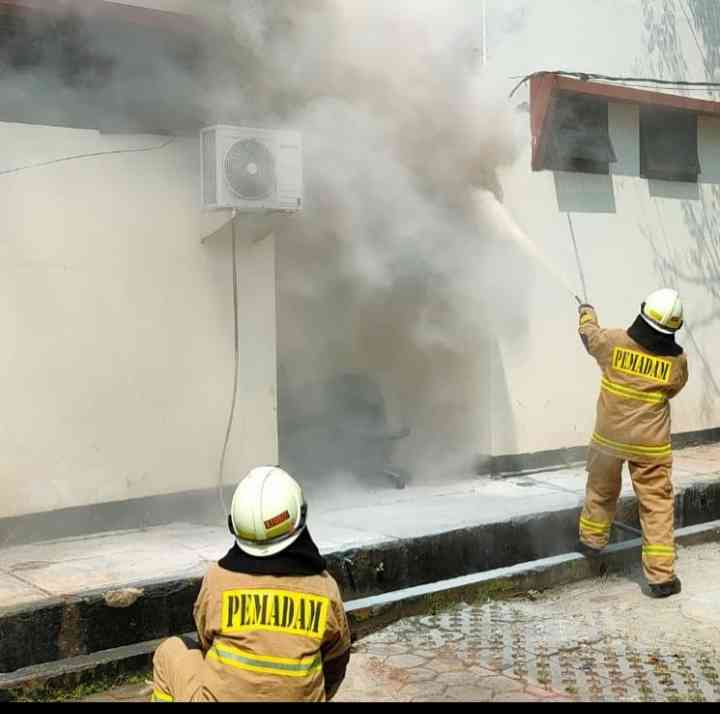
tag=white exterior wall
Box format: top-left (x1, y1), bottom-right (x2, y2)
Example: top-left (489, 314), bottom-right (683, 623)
top-left (3, 1), bottom-right (719, 519)
top-left (0, 1), bottom-right (279, 518)
top-left (485, 0), bottom-right (720, 457)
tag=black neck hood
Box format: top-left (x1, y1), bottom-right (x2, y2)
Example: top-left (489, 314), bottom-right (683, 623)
top-left (627, 316), bottom-right (683, 357)
top-left (218, 527), bottom-right (327, 577)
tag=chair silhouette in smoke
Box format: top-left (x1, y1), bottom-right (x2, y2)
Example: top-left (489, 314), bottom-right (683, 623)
top-left (279, 371), bottom-right (410, 490)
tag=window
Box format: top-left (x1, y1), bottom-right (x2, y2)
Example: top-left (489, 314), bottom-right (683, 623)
top-left (0, 5), bottom-right (207, 133)
top-left (543, 92), bottom-right (617, 175)
top-left (640, 107), bottom-right (700, 182)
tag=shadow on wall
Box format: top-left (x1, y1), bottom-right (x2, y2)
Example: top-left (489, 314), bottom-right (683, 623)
top-left (638, 184), bottom-right (720, 426)
top-left (554, 172), bottom-right (616, 214)
top-left (639, 0), bottom-right (720, 424)
top-left (551, 101), bottom-right (640, 214)
top-left (550, 101), bottom-right (719, 211)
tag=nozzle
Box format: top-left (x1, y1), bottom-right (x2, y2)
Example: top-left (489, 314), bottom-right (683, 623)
top-left (575, 295), bottom-right (583, 306)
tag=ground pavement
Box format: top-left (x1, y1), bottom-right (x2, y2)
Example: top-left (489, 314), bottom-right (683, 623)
top-left (80, 540), bottom-right (720, 702)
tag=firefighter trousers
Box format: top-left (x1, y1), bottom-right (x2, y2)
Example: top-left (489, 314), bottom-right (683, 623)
top-left (152, 637), bottom-right (214, 702)
top-left (579, 448), bottom-right (675, 585)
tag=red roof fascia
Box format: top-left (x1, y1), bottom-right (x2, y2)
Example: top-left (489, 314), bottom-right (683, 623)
top-left (555, 75), bottom-right (720, 115)
top-left (530, 73), bottom-right (559, 172)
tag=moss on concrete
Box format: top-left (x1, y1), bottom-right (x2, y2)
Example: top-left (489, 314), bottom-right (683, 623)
top-left (5, 668), bottom-right (151, 703)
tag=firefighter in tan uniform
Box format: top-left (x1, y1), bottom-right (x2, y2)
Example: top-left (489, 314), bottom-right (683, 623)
top-left (152, 467), bottom-right (351, 701)
top-left (577, 289), bottom-right (688, 599)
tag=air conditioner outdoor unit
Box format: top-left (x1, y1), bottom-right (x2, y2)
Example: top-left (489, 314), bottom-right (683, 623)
top-left (200, 125), bottom-right (303, 212)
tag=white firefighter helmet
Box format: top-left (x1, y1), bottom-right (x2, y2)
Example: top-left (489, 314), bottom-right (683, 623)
top-left (230, 466), bottom-right (308, 557)
top-left (641, 288), bottom-right (684, 334)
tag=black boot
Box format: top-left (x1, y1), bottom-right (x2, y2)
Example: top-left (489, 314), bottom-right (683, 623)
top-left (576, 541), bottom-right (605, 559)
top-left (648, 577), bottom-right (682, 599)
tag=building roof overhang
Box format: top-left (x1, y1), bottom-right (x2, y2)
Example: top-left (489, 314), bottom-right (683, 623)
top-left (530, 72), bottom-right (720, 171)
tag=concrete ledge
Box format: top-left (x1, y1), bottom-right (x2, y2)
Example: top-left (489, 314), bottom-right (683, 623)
top-left (345, 519), bottom-right (720, 638)
top-left (0, 578), bottom-right (200, 675)
top-left (0, 639), bottom-right (161, 702)
top-left (0, 504), bottom-right (614, 673)
top-left (1, 474), bottom-right (719, 675)
top-left (3, 519), bottom-right (718, 700)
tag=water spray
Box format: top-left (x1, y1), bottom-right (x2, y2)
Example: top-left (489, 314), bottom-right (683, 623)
top-left (476, 191), bottom-right (586, 306)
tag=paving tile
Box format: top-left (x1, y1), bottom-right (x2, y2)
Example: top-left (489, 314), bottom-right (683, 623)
top-left (361, 643), bottom-right (411, 658)
top-left (385, 654), bottom-right (428, 669)
top-left (480, 675), bottom-right (527, 696)
top-left (398, 681), bottom-right (448, 699)
top-left (493, 691), bottom-right (553, 702)
top-left (404, 668), bottom-right (438, 683)
top-left (446, 685), bottom-right (495, 701)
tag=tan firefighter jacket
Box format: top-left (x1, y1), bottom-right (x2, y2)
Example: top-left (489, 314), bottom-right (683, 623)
top-left (190, 565), bottom-right (352, 702)
top-left (579, 306), bottom-right (688, 463)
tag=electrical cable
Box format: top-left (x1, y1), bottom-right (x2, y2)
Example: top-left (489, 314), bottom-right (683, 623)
top-left (509, 70), bottom-right (720, 98)
top-left (217, 210), bottom-right (240, 517)
top-left (0, 137), bottom-right (175, 176)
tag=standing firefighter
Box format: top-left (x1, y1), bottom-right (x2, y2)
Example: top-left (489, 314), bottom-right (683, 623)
top-left (152, 467), bottom-right (351, 702)
top-left (577, 289), bottom-right (688, 598)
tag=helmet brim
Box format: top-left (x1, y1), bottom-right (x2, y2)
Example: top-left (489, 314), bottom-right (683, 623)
top-left (640, 313), bottom-right (681, 335)
top-left (235, 526), bottom-right (305, 558)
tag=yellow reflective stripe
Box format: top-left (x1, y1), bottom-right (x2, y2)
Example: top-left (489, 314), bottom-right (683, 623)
top-left (601, 378), bottom-right (666, 405)
top-left (602, 383), bottom-right (663, 405)
top-left (208, 644), bottom-right (322, 679)
top-left (580, 524), bottom-right (608, 535)
top-left (602, 377), bottom-right (666, 402)
top-left (592, 432), bottom-right (672, 456)
top-left (580, 314), bottom-right (594, 326)
top-left (152, 690), bottom-right (174, 703)
top-left (643, 545), bottom-right (675, 557)
top-left (580, 517), bottom-right (611, 534)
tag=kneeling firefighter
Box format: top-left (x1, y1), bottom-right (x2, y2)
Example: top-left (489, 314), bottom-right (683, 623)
top-left (152, 467), bottom-right (351, 702)
top-left (577, 289), bottom-right (689, 598)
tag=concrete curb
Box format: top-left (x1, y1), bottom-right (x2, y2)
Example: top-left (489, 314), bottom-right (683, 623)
top-left (0, 639), bottom-right (160, 701)
top-left (1, 477), bottom-right (719, 676)
top-left (2, 519), bottom-right (718, 700)
top-left (345, 519), bottom-right (720, 638)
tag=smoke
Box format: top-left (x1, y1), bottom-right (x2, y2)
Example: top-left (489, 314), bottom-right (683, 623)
top-left (0, 5), bottom-right (207, 133)
top-left (0, 0), bottom-right (545, 521)
top-left (215, 0), bottom-right (539, 488)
